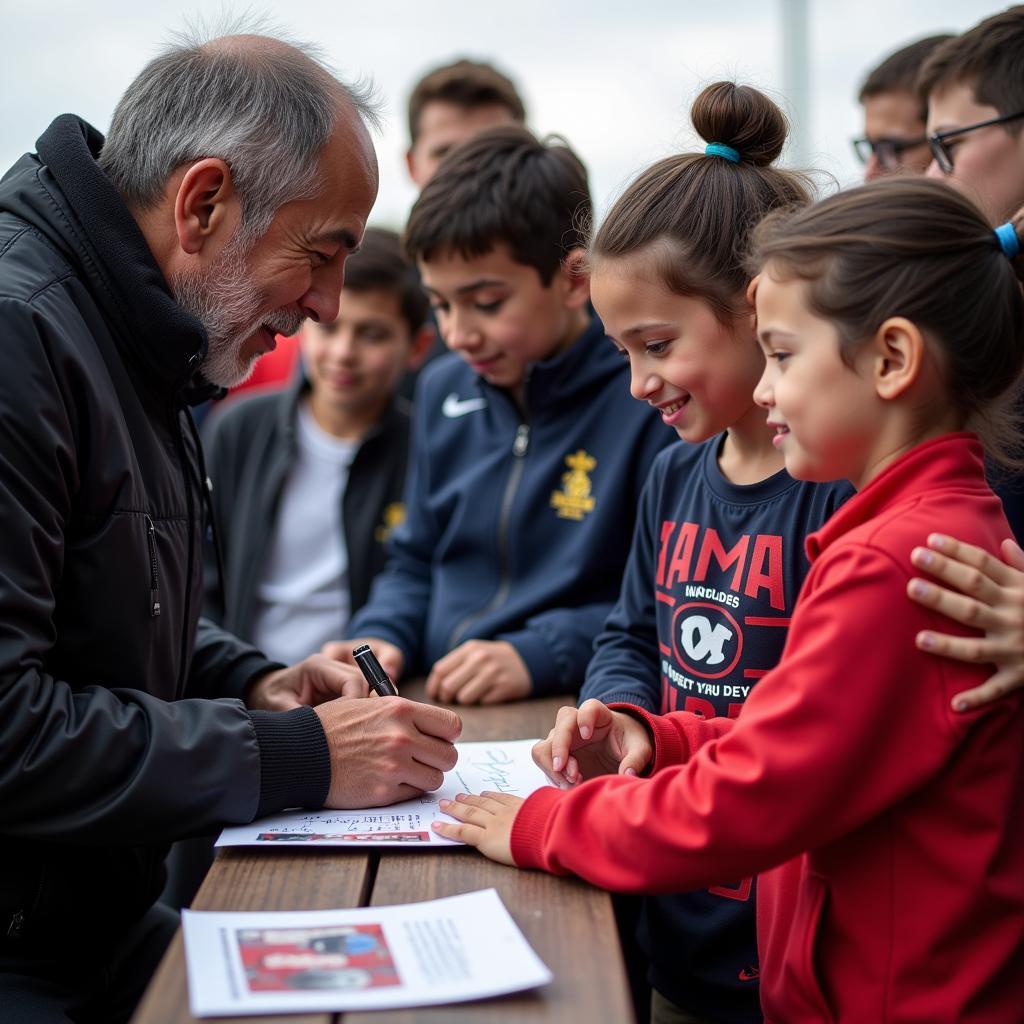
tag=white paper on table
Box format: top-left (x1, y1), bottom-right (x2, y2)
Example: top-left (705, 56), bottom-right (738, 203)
top-left (183, 887), bottom-right (552, 1017)
top-left (216, 738), bottom-right (551, 848)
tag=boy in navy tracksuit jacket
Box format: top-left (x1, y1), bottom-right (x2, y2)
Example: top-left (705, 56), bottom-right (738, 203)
top-left (581, 437), bottom-right (851, 1022)
top-left (339, 127), bottom-right (673, 702)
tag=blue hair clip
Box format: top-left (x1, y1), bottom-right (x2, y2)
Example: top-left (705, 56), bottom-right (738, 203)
top-left (705, 142), bottom-right (741, 164)
top-left (995, 222), bottom-right (1020, 259)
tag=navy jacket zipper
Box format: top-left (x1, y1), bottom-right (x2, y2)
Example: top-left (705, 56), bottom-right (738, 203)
top-left (447, 421), bottom-right (530, 648)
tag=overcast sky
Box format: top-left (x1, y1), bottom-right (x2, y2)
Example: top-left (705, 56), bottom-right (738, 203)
top-left (0, 1), bottom-right (1005, 229)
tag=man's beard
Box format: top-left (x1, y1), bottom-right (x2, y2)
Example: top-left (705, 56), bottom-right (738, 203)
top-left (170, 232), bottom-right (305, 389)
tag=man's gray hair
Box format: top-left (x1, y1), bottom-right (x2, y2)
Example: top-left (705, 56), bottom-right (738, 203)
top-left (99, 24), bottom-right (379, 238)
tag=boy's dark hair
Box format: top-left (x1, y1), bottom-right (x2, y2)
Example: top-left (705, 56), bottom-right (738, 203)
top-left (344, 227), bottom-right (429, 336)
top-left (590, 81), bottom-right (810, 323)
top-left (404, 125), bottom-right (591, 285)
top-left (407, 59), bottom-right (526, 144)
top-left (858, 35), bottom-right (953, 119)
top-left (750, 177), bottom-right (1024, 466)
top-left (919, 7), bottom-right (1024, 127)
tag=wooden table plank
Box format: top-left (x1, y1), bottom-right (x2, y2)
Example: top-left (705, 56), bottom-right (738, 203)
top-left (346, 850), bottom-right (634, 1024)
top-left (132, 849), bottom-right (373, 1024)
top-left (134, 682), bottom-right (634, 1024)
top-left (340, 683), bottom-right (634, 1023)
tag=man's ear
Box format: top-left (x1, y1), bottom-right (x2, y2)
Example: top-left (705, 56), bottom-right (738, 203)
top-left (559, 247), bottom-right (591, 310)
top-left (407, 323), bottom-right (437, 370)
top-left (173, 158), bottom-right (240, 256)
top-left (870, 316), bottom-right (925, 401)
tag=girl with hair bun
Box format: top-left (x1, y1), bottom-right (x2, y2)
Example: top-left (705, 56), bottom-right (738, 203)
top-left (557, 81), bottom-right (852, 1024)
top-left (436, 98), bottom-right (1024, 1022)
top-left (463, 80), bottom-right (853, 1024)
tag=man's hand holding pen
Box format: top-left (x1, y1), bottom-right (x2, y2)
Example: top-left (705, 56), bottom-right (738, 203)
top-left (314, 695), bottom-right (461, 808)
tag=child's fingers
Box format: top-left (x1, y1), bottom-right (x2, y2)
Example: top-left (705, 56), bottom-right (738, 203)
top-left (452, 674), bottom-right (494, 705)
top-left (532, 735), bottom-right (574, 788)
top-left (577, 698), bottom-right (610, 740)
top-left (434, 662), bottom-right (477, 704)
top-left (924, 535), bottom-right (1021, 591)
top-left (618, 745), bottom-right (650, 777)
top-left (950, 668), bottom-right (1023, 712)
top-left (1001, 538), bottom-right (1024, 572)
top-left (550, 706), bottom-right (584, 769)
top-left (907, 577), bottom-right (996, 631)
top-left (477, 791), bottom-right (525, 807)
top-left (910, 549), bottom-right (1004, 608)
top-left (916, 628), bottom-right (996, 663)
top-left (440, 794), bottom-right (492, 819)
top-left (431, 819), bottom-right (482, 845)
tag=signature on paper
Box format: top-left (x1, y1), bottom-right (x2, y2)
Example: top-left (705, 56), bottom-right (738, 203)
top-left (468, 748), bottom-right (518, 793)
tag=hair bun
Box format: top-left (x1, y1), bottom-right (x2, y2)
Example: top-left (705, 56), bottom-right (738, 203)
top-left (691, 81), bottom-right (788, 167)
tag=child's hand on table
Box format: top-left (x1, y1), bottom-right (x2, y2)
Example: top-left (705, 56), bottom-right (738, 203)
top-left (433, 792), bottom-right (523, 865)
top-left (425, 640), bottom-right (531, 705)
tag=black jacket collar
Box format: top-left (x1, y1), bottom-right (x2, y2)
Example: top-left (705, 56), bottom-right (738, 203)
top-left (31, 115), bottom-right (219, 402)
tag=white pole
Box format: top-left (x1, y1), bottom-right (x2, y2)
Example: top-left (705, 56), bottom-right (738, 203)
top-left (780, 0), bottom-right (811, 167)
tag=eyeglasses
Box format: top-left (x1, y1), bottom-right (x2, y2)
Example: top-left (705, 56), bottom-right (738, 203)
top-left (852, 135), bottom-right (928, 170)
top-left (928, 109), bottom-right (1024, 173)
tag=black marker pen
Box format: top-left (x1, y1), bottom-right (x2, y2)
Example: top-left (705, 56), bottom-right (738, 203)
top-left (352, 644), bottom-right (399, 697)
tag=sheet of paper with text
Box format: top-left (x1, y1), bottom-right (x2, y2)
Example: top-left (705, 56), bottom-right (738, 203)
top-left (183, 888), bottom-right (552, 1016)
top-left (216, 738), bottom-right (550, 847)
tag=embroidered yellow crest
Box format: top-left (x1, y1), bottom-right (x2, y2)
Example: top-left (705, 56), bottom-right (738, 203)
top-left (550, 450), bottom-right (597, 521)
top-left (374, 502), bottom-right (406, 543)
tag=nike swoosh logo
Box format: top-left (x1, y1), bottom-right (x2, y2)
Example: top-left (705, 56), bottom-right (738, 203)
top-left (442, 393), bottom-right (487, 418)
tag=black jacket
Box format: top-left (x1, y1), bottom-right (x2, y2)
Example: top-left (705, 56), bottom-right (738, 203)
top-left (202, 379), bottom-right (412, 639)
top-left (0, 116), bottom-right (329, 953)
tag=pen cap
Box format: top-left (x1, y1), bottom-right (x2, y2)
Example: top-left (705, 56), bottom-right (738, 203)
top-left (352, 644), bottom-right (395, 694)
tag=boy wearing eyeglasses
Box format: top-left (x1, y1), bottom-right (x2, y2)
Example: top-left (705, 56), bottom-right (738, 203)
top-left (854, 35), bottom-right (951, 181)
top-left (921, 6), bottom-right (1024, 225)
top-left (918, 7), bottom-right (1024, 548)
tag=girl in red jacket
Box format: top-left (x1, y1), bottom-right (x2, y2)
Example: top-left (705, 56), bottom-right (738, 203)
top-left (435, 178), bottom-right (1024, 1023)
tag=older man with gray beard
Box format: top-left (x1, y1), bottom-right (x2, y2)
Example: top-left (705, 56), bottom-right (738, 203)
top-left (0, 27), bottom-right (460, 1023)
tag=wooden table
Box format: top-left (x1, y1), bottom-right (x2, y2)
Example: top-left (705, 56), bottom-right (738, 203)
top-left (132, 683), bottom-right (636, 1024)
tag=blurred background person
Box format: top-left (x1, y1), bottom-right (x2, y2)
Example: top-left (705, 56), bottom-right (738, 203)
top-left (405, 57), bottom-right (527, 189)
top-left (202, 227), bottom-right (434, 663)
top-left (853, 34), bottom-right (952, 180)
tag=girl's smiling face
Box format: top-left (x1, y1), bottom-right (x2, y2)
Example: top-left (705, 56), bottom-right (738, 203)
top-left (752, 269), bottom-right (882, 488)
top-left (591, 257), bottom-right (766, 444)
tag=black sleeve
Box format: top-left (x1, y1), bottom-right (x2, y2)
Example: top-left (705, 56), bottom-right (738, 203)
top-left (0, 300), bottom-right (323, 844)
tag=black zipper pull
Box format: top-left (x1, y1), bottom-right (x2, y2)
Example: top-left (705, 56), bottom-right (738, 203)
top-left (7, 909), bottom-right (24, 939)
top-left (145, 514), bottom-right (162, 618)
top-left (512, 423), bottom-right (530, 457)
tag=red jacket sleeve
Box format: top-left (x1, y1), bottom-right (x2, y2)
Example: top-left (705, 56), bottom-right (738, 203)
top-left (611, 703), bottom-right (736, 771)
top-left (511, 544), bottom-right (976, 890)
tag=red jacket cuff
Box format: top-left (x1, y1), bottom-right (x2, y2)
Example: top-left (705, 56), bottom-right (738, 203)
top-left (608, 702), bottom-right (687, 774)
top-left (510, 786), bottom-right (569, 872)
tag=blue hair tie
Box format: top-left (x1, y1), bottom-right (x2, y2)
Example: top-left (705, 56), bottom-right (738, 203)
top-left (995, 222), bottom-right (1020, 259)
top-left (705, 142), bottom-right (741, 163)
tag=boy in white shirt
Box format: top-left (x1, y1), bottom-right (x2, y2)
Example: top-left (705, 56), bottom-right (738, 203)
top-left (202, 228), bottom-right (433, 660)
